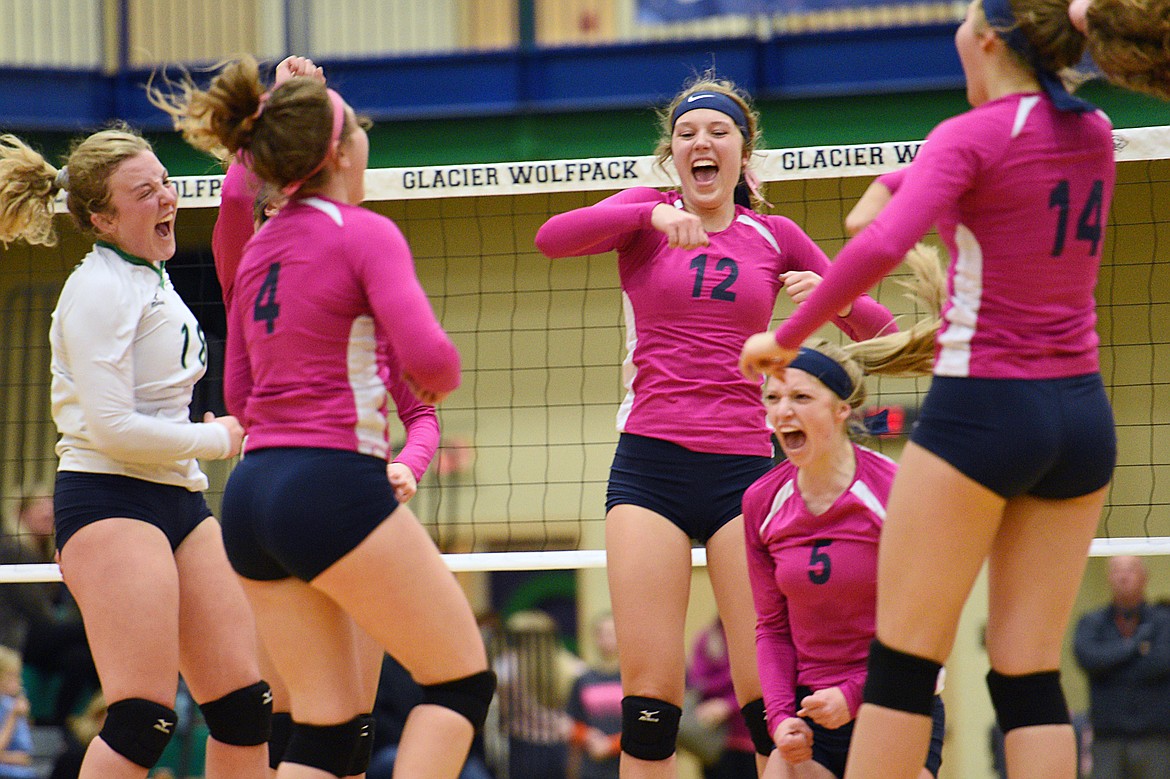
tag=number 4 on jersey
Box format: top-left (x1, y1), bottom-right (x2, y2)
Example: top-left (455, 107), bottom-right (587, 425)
top-left (254, 262), bottom-right (281, 333)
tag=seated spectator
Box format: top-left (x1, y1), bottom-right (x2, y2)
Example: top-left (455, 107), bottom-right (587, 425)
top-left (494, 610), bottom-right (585, 779)
top-left (0, 645), bottom-right (37, 778)
top-left (0, 489), bottom-right (97, 728)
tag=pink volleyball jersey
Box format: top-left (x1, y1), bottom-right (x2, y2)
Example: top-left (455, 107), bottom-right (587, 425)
top-left (224, 195), bottom-right (458, 458)
top-left (535, 187), bottom-right (895, 456)
top-left (743, 444), bottom-right (896, 732)
top-left (213, 166), bottom-right (440, 477)
top-left (211, 162), bottom-right (259, 311)
top-left (775, 93), bottom-right (1115, 379)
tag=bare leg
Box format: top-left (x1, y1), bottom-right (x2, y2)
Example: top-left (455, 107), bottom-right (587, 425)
top-left (175, 518), bottom-right (268, 779)
top-left (243, 578), bottom-right (368, 779)
top-left (706, 517), bottom-right (769, 777)
top-left (605, 505), bottom-right (693, 779)
top-left (311, 505), bottom-right (487, 779)
top-left (844, 444), bottom-right (1006, 779)
top-left (988, 488), bottom-right (1107, 779)
top-left (60, 520), bottom-right (180, 779)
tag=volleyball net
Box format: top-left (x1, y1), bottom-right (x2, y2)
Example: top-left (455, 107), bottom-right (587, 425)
top-left (1, 126), bottom-right (1168, 581)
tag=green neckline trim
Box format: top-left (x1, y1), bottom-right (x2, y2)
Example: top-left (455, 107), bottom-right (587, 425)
top-left (96, 241), bottom-right (166, 285)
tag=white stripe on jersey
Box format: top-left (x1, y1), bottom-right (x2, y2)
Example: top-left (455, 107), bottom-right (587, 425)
top-left (346, 314), bottom-right (390, 458)
top-left (615, 291), bottom-right (638, 431)
top-left (1011, 96), bottom-right (1042, 139)
top-left (759, 478), bottom-right (796, 538)
top-left (304, 197), bottom-right (345, 226)
top-left (736, 214), bottom-right (781, 253)
top-left (936, 223), bottom-right (983, 377)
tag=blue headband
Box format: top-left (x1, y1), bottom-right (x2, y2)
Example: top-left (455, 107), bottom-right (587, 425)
top-left (981, 0), bottom-right (1095, 113)
top-left (788, 347), bottom-right (854, 400)
top-left (671, 92), bottom-right (750, 137)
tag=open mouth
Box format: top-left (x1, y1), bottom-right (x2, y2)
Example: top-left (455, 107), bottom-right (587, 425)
top-left (780, 430), bottom-right (807, 451)
top-left (692, 162), bottom-right (719, 184)
top-left (155, 217), bottom-right (173, 239)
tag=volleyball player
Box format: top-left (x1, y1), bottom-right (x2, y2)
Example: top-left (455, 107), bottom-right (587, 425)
top-left (209, 56), bottom-right (444, 777)
top-left (153, 56), bottom-right (494, 779)
top-left (740, 1), bottom-right (1120, 776)
top-left (535, 74), bottom-right (896, 778)
top-left (745, 339), bottom-right (943, 779)
top-left (0, 129), bottom-right (270, 779)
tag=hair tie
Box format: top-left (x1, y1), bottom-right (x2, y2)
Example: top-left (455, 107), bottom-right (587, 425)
top-left (983, 0), bottom-right (1095, 112)
top-left (54, 166), bottom-right (69, 192)
top-left (788, 347), bottom-right (854, 400)
top-left (251, 92), bottom-right (269, 121)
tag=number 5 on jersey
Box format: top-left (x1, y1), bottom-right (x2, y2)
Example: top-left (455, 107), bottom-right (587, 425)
top-left (254, 263), bottom-right (281, 333)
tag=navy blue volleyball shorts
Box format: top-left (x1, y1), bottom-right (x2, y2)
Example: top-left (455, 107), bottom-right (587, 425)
top-left (54, 471), bottom-right (212, 552)
top-left (910, 374), bottom-right (1116, 499)
top-left (606, 433), bottom-right (773, 543)
top-left (797, 686), bottom-right (945, 778)
top-left (221, 447), bottom-right (398, 582)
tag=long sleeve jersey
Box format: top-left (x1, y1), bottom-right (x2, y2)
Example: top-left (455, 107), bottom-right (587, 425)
top-left (225, 196), bottom-right (458, 459)
top-left (775, 93), bottom-right (1115, 379)
top-left (743, 444), bottom-right (896, 734)
top-left (50, 244), bottom-right (230, 490)
top-left (213, 166), bottom-right (439, 478)
top-left (536, 188), bottom-right (895, 456)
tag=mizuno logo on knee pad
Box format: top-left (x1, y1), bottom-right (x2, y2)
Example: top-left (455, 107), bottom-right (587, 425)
top-left (638, 710), bottom-right (660, 722)
top-left (153, 718), bottom-right (174, 734)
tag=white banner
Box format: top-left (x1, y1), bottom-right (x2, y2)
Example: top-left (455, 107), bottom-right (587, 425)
top-left (56, 125), bottom-right (1166, 211)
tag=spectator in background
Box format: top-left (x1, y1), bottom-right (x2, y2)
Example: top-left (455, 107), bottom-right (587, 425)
top-left (565, 613), bottom-right (622, 779)
top-left (0, 489), bottom-right (97, 730)
top-left (494, 610), bottom-right (584, 779)
top-left (1074, 555), bottom-right (1170, 778)
top-left (0, 645), bottom-right (38, 779)
top-left (686, 617), bottom-right (756, 779)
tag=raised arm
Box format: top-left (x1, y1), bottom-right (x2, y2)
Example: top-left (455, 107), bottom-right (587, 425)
top-left (358, 219), bottom-right (460, 403)
top-left (771, 215), bottom-right (897, 341)
top-left (211, 162), bottom-right (262, 306)
top-left (535, 187), bottom-right (670, 257)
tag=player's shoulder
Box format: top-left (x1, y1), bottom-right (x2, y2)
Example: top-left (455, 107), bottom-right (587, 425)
top-left (64, 246), bottom-right (141, 297)
top-left (604, 186), bottom-right (672, 206)
top-left (855, 443), bottom-right (896, 471)
top-left (744, 460), bottom-right (797, 513)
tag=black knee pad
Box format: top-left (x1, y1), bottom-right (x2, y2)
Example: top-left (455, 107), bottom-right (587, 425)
top-left (346, 713), bottom-right (375, 777)
top-left (420, 669), bottom-right (497, 731)
top-left (740, 698), bottom-right (774, 755)
top-left (199, 681), bottom-right (273, 747)
top-left (284, 717), bottom-right (367, 777)
top-left (863, 639), bottom-right (940, 717)
top-left (269, 711), bottom-right (292, 770)
top-left (100, 698), bottom-right (178, 768)
top-left (621, 695), bottom-right (681, 762)
top-left (986, 669), bottom-right (1070, 734)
